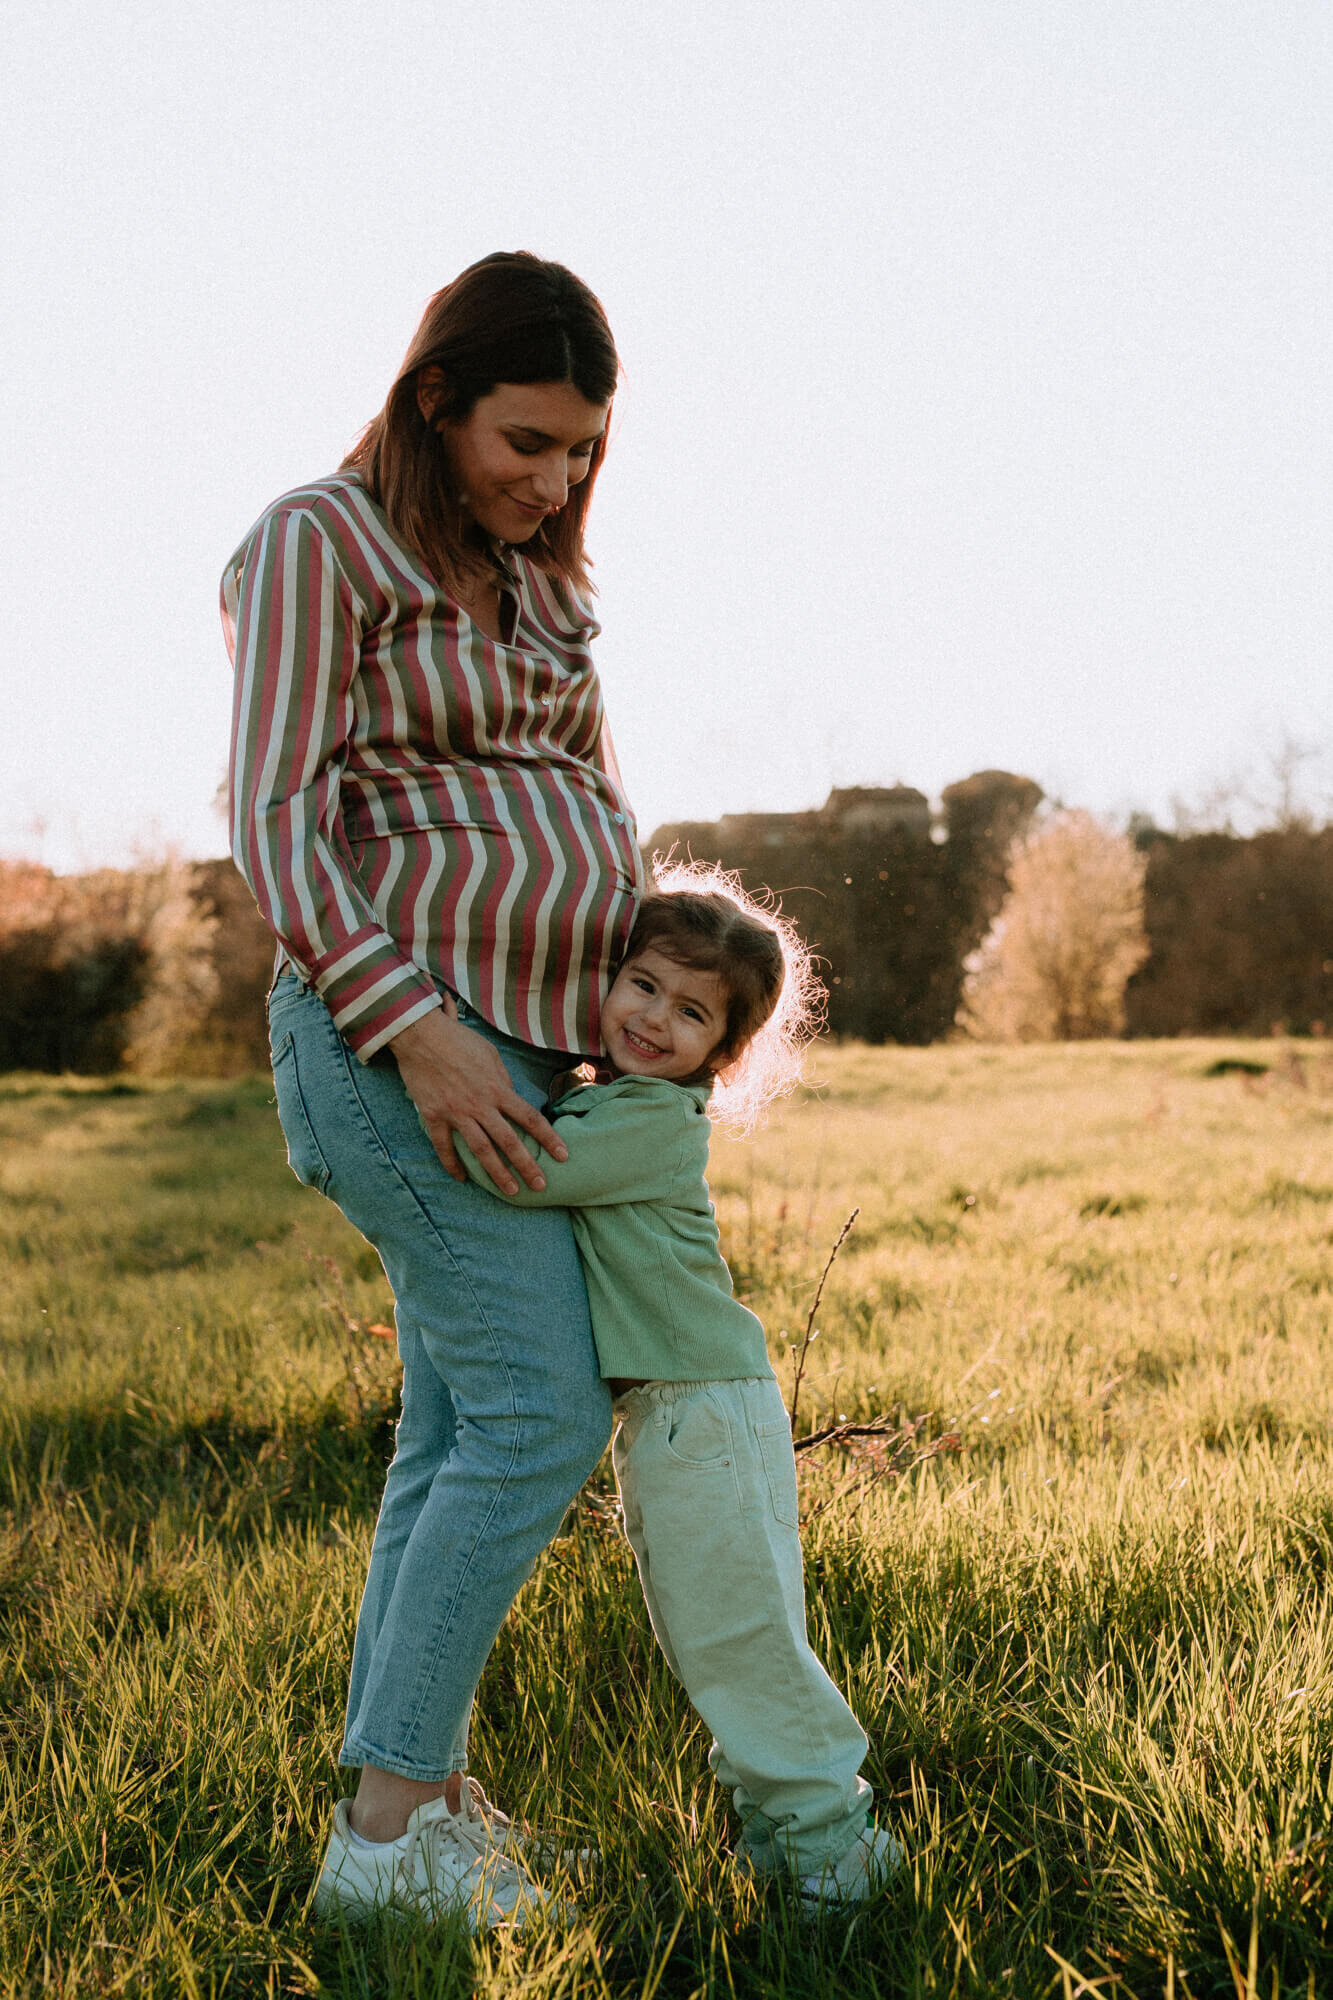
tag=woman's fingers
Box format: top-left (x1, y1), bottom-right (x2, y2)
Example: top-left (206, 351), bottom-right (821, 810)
top-left (475, 1098), bottom-right (557, 1192)
top-left (415, 1098), bottom-right (526, 1192)
top-left (504, 1094), bottom-right (569, 1164)
top-left (458, 1121), bottom-right (528, 1197)
top-left (427, 1122), bottom-right (467, 1183)
top-left (388, 1009), bottom-right (567, 1192)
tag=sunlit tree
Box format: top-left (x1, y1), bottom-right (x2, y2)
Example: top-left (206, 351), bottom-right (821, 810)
top-left (958, 810), bottom-right (1149, 1041)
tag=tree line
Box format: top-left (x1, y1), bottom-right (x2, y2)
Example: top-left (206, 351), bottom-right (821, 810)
top-left (1, 768), bottom-right (1329, 1073)
top-left (655, 773), bottom-right (1331, 1043)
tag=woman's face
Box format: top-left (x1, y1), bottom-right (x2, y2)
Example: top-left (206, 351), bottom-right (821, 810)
top-left (429, 378), bottom-right (609, 545)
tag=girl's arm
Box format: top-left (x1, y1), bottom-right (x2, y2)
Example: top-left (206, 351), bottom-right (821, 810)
top-left (456, 1092), bottom-right (693, 1208)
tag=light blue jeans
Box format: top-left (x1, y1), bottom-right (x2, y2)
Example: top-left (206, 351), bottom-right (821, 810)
top-left (613, 1376), bottom-right (872, 1871)
top-left (267, 969), bottom-right (611, 1781)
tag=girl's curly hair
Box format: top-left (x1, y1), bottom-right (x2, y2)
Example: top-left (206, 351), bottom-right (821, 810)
top-left (624, 856), bottom-right (825, 1132)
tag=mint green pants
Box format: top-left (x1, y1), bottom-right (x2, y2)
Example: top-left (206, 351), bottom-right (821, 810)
top-left (612, 1375), bottom-right (872, 1871)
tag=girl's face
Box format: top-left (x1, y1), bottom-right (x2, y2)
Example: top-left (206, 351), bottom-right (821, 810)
top-left (601, 948), bottom-right (729, 1082)
top-left (428, 378), bottom-right (609, 545)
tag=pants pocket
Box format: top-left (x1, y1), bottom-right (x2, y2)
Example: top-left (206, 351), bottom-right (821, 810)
top-left (755, 1417), bottom-right (800, 1528)
top-left (271, 1031), bottom-right (333, 1193)
top-left (662, 1388), bottom-right (734, 1469)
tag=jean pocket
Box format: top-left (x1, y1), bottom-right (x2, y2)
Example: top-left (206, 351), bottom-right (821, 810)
top-left (662, 1388), bottom-right (734, 1470)
top-left (266, 966), bottom-right (310, 1017)
top-left (755, 1417), bottom-right (800, 1528)
top-left (271, 1031), bottom-right (333, 1193)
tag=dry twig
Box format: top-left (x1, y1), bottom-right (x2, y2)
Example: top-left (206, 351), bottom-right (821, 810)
top-left (788, 1206), bottom-right (858, 1434)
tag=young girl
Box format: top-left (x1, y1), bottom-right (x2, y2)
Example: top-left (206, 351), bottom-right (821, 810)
top-left (458, 869), bottom-right (898, 1904)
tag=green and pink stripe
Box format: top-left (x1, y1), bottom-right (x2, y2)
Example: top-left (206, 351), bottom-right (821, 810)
top-left (223, 473), bottom-right (642, 1059)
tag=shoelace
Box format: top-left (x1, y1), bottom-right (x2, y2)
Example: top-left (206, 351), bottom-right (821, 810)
top-left (396, 1791), bottom-right (537, 1917)
top-left (463, 1778), bottom-right (516, 1842)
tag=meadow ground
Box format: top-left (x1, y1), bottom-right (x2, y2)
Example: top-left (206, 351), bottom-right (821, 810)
top-left (1, 1039), bottom-right (1331, 1999)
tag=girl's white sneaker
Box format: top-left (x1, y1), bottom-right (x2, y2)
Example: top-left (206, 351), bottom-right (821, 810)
top-left (739, 1823), bottom-right (903, 1908)
top-left (795, 1824), bottom-right (903, 1905)
top-left (313, 1787), bottom-right (557, 1930)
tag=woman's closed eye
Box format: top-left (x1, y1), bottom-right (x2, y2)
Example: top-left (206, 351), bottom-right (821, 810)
top-left (506, 434), bottom-right (597, 461)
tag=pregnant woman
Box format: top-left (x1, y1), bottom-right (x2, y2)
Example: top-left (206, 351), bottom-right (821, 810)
top-left (221, 254), bottom-right (641, 1926)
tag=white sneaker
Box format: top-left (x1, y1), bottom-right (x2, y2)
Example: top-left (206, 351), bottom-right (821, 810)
top-left (312, 1788), bottom-right (558, 1929)
top-left (740, 1824), bottom-right (903, 1908)
top-left (796, 1825), bottom-right (903, 1905)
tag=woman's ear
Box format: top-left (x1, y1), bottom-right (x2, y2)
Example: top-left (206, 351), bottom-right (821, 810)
top-left (416, 364), bottom-right (448, 425)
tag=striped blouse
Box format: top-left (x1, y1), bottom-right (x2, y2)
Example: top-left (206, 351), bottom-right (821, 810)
top-left (222, 472), bottom-right (643, 1060)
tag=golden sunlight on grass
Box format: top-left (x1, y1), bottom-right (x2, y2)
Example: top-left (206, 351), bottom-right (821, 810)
top-left (1, 1042), bottom-right (1330, 1996)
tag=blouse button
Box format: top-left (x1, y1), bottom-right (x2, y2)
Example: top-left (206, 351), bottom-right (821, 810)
top-left (614, 813), bottom-right (624, 823)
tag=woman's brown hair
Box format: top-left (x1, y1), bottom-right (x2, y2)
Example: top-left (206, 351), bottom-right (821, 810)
top-left (343, 252), bottom-right (619, 597)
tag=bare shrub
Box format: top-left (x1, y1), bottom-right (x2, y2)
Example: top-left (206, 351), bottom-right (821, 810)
top-left (0, 861), bottom-right (150, 1071)
top-left (0, 856), bottom-right (219, 1075)
top-left (958, 811), bottom-right (1149, 1041)
top-left (119, 856), bottom-right (220, 1076)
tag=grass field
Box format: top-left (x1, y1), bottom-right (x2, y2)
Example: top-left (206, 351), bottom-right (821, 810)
top-left (2, 1039), bottom-right (1332, 1998)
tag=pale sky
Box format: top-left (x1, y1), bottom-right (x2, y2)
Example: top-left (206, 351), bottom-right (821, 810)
top-left (3, 0), bottom-right (1330, 874)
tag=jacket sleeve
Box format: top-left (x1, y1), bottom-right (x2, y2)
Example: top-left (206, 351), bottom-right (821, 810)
top-left (456, 1092), bottom-right (695, 1208)
top-left (224, 506), bottom-right (442, 1059)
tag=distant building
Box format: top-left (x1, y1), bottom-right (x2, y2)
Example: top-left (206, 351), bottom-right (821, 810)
top-left (652, 785), bottom-right (933, 856)
top-left (820, 785), bottom-right (931, 840)
top-left (714, 811), bottom-right (815, 849)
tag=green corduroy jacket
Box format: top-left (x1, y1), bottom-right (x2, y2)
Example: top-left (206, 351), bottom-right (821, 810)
top-left (458, 1075), bottom-right (774, 1383)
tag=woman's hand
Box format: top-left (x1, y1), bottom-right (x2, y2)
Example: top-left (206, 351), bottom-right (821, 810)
top-left (388, 1001), bottom-right (568, 1195)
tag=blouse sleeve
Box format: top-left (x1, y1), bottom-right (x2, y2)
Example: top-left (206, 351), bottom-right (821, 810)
top-left (224, 505), bottom-right (442, 1058)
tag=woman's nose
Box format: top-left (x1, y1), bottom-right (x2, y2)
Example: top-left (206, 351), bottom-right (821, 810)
top-left (531, 456), bottom-right (569, 506)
